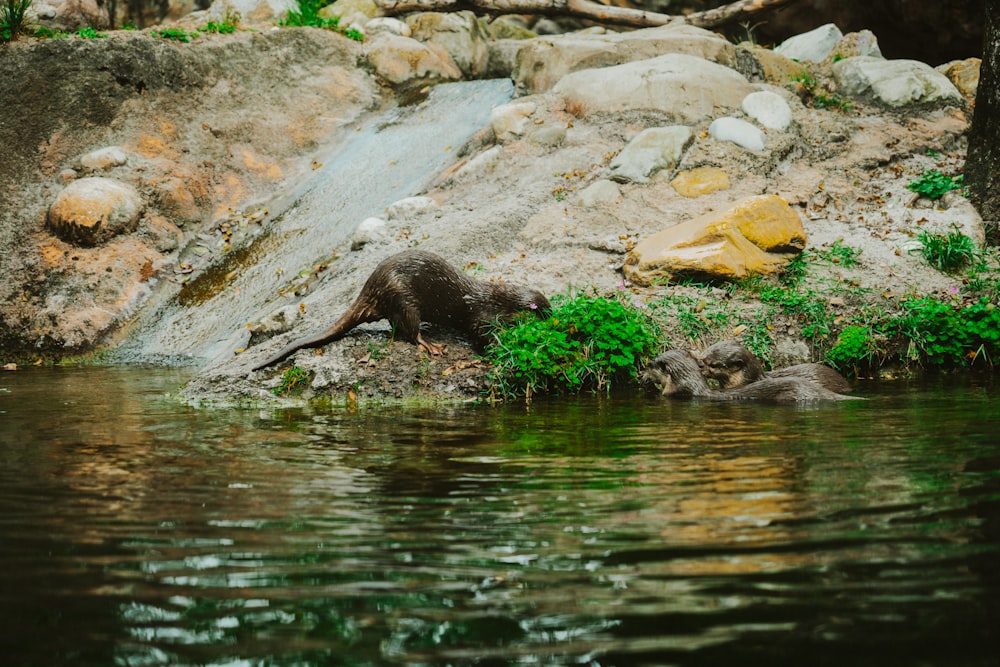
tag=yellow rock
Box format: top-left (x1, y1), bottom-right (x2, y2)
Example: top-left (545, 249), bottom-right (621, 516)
top-left (743, 45), bottom-right (809, 85)
top-left (670, 167), bottom-right (730, 198)
top-left (937, 58), bottom-right (980, 98)
top-left (623, 194), bottom-right (806, 285)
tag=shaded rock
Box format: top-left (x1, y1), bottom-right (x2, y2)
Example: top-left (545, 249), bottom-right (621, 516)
top-left (576, 179), bottom-right (621, 208)
top-left (609, 126), bottom-right (693, 184)
top-left (552, 54), bottom-right (752, 123)
top-left (623, 195), bottom-right (806, 284)
top-left (364, 33), bottom-right (462, 85)
top-left (774, 23), bottom-right (843, 63)
top-left (709, 117), bottom-right (765, 152)
top-left (483, 17), bottom-right (536, 40)
top-left (741, 91), bottom-right (792, 131)
top-left (407, 11), bottom-right (489, 79)
top-left (936, 58), bottom-right (980, 98)
top-left (48, 177), bottom-right (143, 247)
top-left (828, 30), bottom-right (882, 61)
top-left (741, 45), bottom-right (809, 84)
top-left (832, 56), bottom-right (962, 107)
top-left (515, 23), bottom-right (741, 94)
top-left (156, 177), bottom-right (201, 225)
top-left (80, 146), bottom-right (128, 172)
top-left (670, 167), bottom-right (730, 198)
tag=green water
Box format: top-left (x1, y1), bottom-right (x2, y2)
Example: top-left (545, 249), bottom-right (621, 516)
top-left (1, 367), bottom-right (998, 666)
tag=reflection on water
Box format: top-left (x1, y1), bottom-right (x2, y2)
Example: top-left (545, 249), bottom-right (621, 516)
top-left (1, 368), bottom-right (998, 666)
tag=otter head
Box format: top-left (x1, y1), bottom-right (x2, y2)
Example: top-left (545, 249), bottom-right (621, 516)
top-left (698, 339), bottom-right (763, 389)
top-left (643, 349), bottom-right (706, 397)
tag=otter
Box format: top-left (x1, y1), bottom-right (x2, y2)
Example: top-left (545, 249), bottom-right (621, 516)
top-left (251, 249), bottom-right (551, 371)
top-left (643, 349), bottom-right (862, 403)
top-left (698, 339), bottom-right (852, 393)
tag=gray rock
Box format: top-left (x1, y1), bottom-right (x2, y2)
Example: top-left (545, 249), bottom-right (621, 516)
top-left (364, 33), bottom-right (462, 85)
top-left (552, 53), bottom-right (752, 123)
top-left (609, 126), bottom-right (693, 184)
top-left (351, 216), bottom-right (389, 250)
top-left (709, 117), bottom-right (766, 152)
top-left (47, 177), bottom-right (143, 246)
top-left (774, 23), bottom-right (843, 63)
top-left (80, 146), bottom-right (128, 172)
top-left (832, 56), bottom-right (963, 107)
top-left (387, 196), bottom-right (438, 220)
top-left (576, 179), bottom-right (621, 207)
top-left (407, 11), bottom-right (489, 79)
top-left (490, 101), bottom-right (537, 142)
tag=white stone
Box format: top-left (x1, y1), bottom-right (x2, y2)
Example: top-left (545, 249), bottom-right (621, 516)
top-left (351, 216), bottom-right (388, 250)
top-left (609, 126), bottom-right (693, 184)
top-left (386, 196), bottom-right (438, 220)
top-left (709, 117), bottom-right (765, 152)
top-left (774, 23), bottom-right (843, 63)
top-left (832, 56), bottom-right (963, 107)
top-left (741, 91), bottom-right (792, 131)
top-left (80, 146), bottom-right (128, 172)
top-left (364, 17), bottom-right (411, 37)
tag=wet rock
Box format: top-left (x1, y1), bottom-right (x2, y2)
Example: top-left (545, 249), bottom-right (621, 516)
top-left (364, 33), bottom-right (462, 85)
top-left (741, 91), bottom-right (792, 131)
top-left (709, 117), bottom-right (765, 152)
top-left (832, 56), bottom-right (962, 107)
top-left (515, 23), bottom-right (741, 94)
top-left (623, 195), bottom-right (806, 284)
top-left (48, 177), bottom-right (143, 247)
top-left (552, 54), bottom-right (752, 123)
top-left (80, 146), bottom-right (128, 173)
top-left (407, 11), bottom-right (489, 79)
top-left (670, 167), bottom-right (731, 198)
top-left (774, 23), bottom-right (843, 63)
top-left (936, 58), bottom-right (980, 98)
top-left (609, 126), bottom-right (693, 184)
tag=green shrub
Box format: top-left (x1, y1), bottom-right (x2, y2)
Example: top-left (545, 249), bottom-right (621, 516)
top-left (273, 366), bottom-right (311, 396)
top-left (906, 169), bottom-right (964, 200)
top-left (151, 27), bottom-right (194, 42)
top-left (759, 285), bottom-right (833, 340)
top-left (825, 324), bottom-right (874, 372)
top-left (899, 296), bottom-right (1000, 367)
top-left (1, 0), bottom-right (32, 41)
top-left (75, 27), bottom-right (107, 38)
top-left (280, 0), bottom-right (339, 28)
top-left (486, 292), bottom-right (660, 399)
top-left (914, 227), bottom-right (980, 274)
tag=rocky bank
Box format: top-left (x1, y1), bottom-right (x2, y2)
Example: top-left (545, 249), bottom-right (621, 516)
top-left (0, 3), bottom-right (988, 405)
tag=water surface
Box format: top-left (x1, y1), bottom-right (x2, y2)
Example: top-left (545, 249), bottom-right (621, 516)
top-left (1, 367), bottom-right (997, 665)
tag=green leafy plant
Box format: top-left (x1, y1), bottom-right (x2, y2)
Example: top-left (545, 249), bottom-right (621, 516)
top-left (1, 0), bottom-right (32, 41)
top-left (273, 366), bottom-right (311, 396)
top-left (75, 26), bottom-right (107, 38)
top-left (200, 6), bottom-right (240, 34)
top-left (898, 296), bottom-right (1000, 367)
top-left (486, 292), bottom-right (660, 399)
top-left (34, 25), bottom-right (68, 38)
top-left (914, 226), bottom-right (980, 273)
top-left (825, 324), bottom-right (874, 372)
top-left (280, 0), bottom-right (339, 28)
top-left (151, 27), bottom-right (194, 42)
top-left (759, 285), bottom-right (833, 340)
top-left (813, 240), bottom-right (861, 268)
top-left (906, 169), bottom-right (964, 200)
top-left (792, 71), bottom-right (853, 111)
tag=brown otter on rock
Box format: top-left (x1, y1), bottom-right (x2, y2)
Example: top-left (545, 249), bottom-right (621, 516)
top-left (251, 249), bottom-right (551, 371)
top-left (643, 349), bottom-right (862, 403)
top-left (697, 339), bottom-right (852, 393)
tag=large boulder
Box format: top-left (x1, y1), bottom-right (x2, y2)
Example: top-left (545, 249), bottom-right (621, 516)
top-left (363, 32), bottom-right (462, 85)
top-left (832, 56), bottom-right (963, 107)
top-left (515, 23), bottom-right (745, 94)
top-left (623, 195), bottom-right (806, 285)
top-left (774, 23), bottom-right (843, 63)
top-left (47, 177), bottom-right (143, 247)
top-left (406, 11), bottom-right (490, 79)
top-left (552, 54), bottom-right (753, 123)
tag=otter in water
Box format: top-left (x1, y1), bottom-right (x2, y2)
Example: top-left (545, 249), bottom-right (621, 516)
top-left (643, 349), bottom-right (861, 403)
top-left (251, 249), bottom-right (551, 371)
top-left (697, 339), bottom-right (852, 393)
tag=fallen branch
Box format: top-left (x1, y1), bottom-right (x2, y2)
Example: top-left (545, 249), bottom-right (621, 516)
top-left (374, 0), bottom-right (803, 29)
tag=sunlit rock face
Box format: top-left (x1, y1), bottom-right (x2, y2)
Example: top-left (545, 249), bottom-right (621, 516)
top-left (47, 177), bottom-right (144, 247)
top-left (623, 195), bottom-right (806, 285)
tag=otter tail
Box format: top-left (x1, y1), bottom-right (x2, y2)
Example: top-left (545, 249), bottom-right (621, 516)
top-left (250, 319), bottom-right (352, 372)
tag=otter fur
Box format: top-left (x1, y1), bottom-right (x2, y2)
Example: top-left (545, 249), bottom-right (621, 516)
top-left (251, 250), bottom-right (551, 371)
top-left (698, 339), bottom-right (852, 393)
top-left (644, 349), bottom-right (862, 403)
